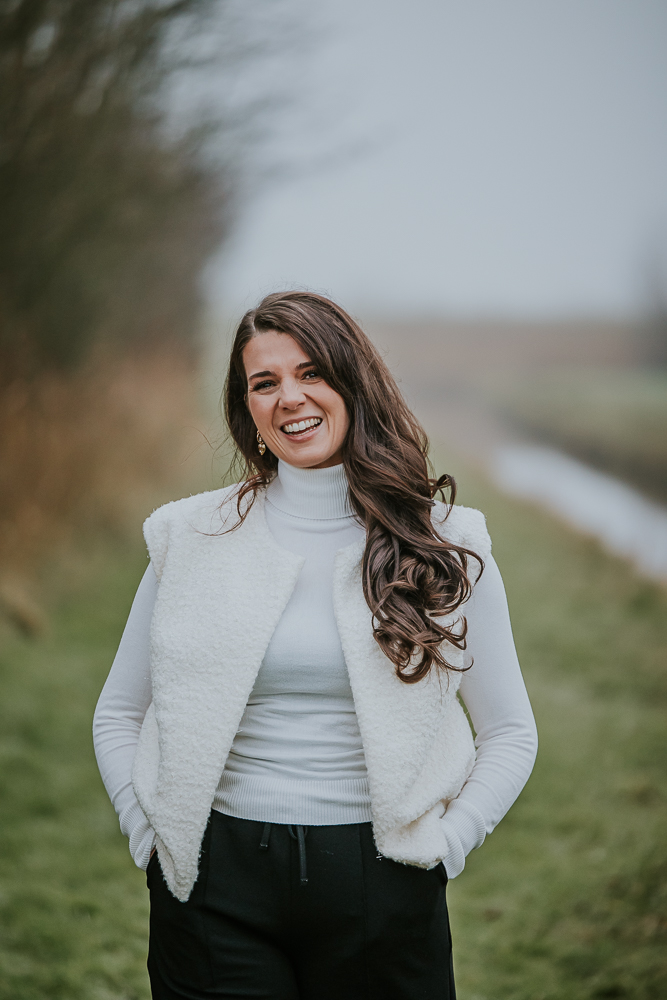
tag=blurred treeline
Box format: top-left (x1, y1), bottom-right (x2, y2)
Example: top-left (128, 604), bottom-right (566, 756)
top-left (0, 0), bottom-right (246, 600)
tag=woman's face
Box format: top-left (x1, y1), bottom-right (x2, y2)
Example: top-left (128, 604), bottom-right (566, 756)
top-left (243, 330), bottom-right (350, 469)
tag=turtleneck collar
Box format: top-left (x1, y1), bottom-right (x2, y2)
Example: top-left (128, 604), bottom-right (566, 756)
top-left (266, 460), bottom-right (354, 520)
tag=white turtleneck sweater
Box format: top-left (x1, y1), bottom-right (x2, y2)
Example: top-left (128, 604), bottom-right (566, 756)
top-left (93, 461), bottom-right (537, 878)
top-left (214, 462), bottom-right (371, 825)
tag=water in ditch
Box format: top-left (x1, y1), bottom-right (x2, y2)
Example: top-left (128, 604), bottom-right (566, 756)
top-left (491, 444), bottom-right (667, 583)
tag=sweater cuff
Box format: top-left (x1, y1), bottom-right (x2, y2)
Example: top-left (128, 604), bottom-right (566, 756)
top-left (439, 799), bottom-right (487, 879)
top-left (120, 799), bottom-right (156, 871)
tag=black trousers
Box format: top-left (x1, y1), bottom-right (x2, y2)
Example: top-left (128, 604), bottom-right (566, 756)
top-left (147, 811), bottom-right (456, 1000)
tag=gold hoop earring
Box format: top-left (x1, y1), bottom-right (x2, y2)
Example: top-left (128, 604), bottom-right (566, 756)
top-left (256, 430), bottom-right (266, 456)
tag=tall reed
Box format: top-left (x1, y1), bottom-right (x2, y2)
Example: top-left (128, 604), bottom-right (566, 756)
top-left (0, 349), bottom-right (208, 585)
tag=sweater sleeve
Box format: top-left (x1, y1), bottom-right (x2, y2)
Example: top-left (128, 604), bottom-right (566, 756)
top-left (439, 554), bottom-right (538, 878)
top-left (93, 564), bottom-right (157, 870)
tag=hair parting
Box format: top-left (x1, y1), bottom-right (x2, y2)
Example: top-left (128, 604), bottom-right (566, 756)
top-left (223, 290), bottom-right (483, 683)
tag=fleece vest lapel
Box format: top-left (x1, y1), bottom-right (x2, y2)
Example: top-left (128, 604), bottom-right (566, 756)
top-left (135, 493), bottom-right (303, 899)
top-left (333, 542), bottom-right (463, 838)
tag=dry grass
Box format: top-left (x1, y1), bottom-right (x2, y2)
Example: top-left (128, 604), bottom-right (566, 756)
top-left (0, 349), bottom-right (216, 628)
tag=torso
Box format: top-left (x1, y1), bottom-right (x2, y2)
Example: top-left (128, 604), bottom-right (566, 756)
top-left (213, 461), bottom-right (372, 824)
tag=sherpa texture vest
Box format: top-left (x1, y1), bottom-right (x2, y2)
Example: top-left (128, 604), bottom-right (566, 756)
top-left (132, 485), bottom-right (492, 901)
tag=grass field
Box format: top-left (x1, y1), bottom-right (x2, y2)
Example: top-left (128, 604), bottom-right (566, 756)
top-left (443, 456), bottom-right (667, 1000)
top-left (0, 538), bottom-right (152, 1000)
top-left (1, 467), bottom-right (666, 999)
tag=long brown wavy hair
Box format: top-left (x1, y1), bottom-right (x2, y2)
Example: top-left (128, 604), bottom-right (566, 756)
top-left (224, 291), bottom-right (483, 683)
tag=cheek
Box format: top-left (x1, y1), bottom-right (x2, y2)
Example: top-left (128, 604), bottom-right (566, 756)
top-left (330, 396), bottom-right (349, 434)
top-left (248, 398), bottom-right (270, 431)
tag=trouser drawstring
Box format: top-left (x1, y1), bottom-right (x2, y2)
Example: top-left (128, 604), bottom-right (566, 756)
top-left (288, 824), bottom-right (309, 885)
top-left (257, 822), bottom-right (309, 885)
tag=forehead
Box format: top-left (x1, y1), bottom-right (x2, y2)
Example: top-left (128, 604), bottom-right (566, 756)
top-left (242, 330), bottom-right (310, 376)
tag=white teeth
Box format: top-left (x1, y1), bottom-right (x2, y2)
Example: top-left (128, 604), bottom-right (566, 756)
top-left (283, 417), bottom-right (322, 435)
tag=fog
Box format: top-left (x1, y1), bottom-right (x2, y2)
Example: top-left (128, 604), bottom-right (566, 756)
top-left (208, 0), bottom-right (667, 320)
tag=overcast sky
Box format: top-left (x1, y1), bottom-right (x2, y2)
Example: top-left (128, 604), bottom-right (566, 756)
top-left (206, 0), bottom-right (667, 321)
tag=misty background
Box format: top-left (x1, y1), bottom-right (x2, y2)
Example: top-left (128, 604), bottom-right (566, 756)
top-left (210, 0), bottom-right (667, 321)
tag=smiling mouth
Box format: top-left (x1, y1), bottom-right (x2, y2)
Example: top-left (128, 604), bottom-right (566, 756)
top-left (281, 417), bottom-right (323, 436)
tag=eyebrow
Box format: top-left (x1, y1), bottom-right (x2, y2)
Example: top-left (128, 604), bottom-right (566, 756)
top-left (247, 361), bottom-right (314, 381)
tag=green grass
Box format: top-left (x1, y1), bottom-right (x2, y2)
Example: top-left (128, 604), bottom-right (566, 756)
top-left (1, 471), bottom-right (666, 999)
top-left (491, 367), bottom-right (667, 503)
top-left (0, 541), bottom-right (152, 1000)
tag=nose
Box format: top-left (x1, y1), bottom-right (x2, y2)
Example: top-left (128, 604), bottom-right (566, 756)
top-left (278, 376), bottom-right (307, 410)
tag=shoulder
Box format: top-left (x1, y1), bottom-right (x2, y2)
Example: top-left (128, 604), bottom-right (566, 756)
top-left (142, 483), bottom-right (245, 576)
top-left (143, 483), bottom-right (242, 534)
top-left (431, 501), bottom-right (492, 562)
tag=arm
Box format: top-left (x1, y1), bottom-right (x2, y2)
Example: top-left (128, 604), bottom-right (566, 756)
top-left (440, 555), bottom-right (538, 877)
top-left (93, 564), bottom-right (157, 869)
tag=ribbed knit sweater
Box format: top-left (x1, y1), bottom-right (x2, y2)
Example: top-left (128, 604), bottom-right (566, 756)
top-left (214, 461), bottom-right (371, 824)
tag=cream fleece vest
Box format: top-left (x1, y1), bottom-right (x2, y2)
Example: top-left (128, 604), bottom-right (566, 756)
top-left (132, 485), bottom-right (492, 901)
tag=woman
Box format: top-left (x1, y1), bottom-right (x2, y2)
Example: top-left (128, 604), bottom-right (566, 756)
top-left (94, 291), bottom-right (537, 1000)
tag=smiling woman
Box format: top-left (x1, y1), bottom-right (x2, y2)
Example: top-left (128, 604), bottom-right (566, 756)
top-left (93, 290), bottom-right (538, 1000)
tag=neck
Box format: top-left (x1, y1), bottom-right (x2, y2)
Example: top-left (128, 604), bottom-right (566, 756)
top-left (266, 460), bottom-right (353, 520)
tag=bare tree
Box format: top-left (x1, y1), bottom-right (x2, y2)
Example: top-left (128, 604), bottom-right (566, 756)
top-left (0, 0), bottom-right (246, 377)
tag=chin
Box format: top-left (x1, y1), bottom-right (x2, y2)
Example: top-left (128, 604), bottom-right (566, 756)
top-left (283, 450), bottom-right (326, 468)
top-left (290, 455), bottom-right (323, 468)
